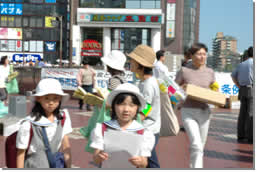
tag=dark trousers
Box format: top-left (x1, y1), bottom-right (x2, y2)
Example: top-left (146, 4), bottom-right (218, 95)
top-left (0, 88), bottom-right (7, 101)
top-left (147, 133), bottom-right (160, 168)
top-left (237, 86), bottom-right (253, 141)
top-left (79, 84), bottom-right (93, 109)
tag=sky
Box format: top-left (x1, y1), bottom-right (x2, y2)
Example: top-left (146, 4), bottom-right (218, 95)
top-left (199, 0), bottom-right (253, 54)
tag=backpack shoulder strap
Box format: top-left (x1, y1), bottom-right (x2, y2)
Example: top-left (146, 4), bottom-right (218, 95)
top-left (61, 111), bottom-right (66, 127)
top-left (102, 123), bottom-right (108, 136)
top-left (136, 129), bottom-right (144, 135)
top-left (25, 123), bottom-right (33, 155)
top-left (113, 75), bottom-right (124, 84)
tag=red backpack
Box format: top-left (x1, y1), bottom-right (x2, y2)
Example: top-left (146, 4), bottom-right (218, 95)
top-left (5, 112), bottom-right (66, 168)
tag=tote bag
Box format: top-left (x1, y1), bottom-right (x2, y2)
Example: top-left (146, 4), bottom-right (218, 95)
top-left (159, 91), bottom-right (180, 137)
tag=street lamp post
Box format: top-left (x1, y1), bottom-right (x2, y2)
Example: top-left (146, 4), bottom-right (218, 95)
top-left (51, 15), bottom-right (63, 67)
top-left (59, 16), bottom-right (63, 67)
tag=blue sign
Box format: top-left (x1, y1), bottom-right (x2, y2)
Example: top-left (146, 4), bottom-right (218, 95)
top-left (45, 42), bottom-right (56, 52)
top-left (0, 3), bottom-right (22, 15)
top-left (12, 54), bottom-right (42, 62)
top-left (72, 47), bottom-right (76, 56)
top-left (221, 84), bottom-right (239, 95)
top-left (45, 0), bottom-right (56, 3)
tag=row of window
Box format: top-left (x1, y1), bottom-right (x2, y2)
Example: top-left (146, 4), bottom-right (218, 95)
top-left (80, 0), bottom-right (160, 9)
top-left (0, 0), bottom-right (66, 3)
top-left (0, 16), bottom-right (63, 29)
top-left (0, 40), bottom-right (44, 52)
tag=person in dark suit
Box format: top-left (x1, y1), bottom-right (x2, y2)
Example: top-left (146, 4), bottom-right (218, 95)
top-left (231, 46), bottom-right (253, 144)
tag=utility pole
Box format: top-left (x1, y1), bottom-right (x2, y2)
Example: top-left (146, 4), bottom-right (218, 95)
top-left (69, 0), bottom-right (73, 67)
top-left (59, 16), bottom-right (63, 67)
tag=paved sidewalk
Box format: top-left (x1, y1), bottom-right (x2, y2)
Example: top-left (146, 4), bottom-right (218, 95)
top-left (0, 98), bottom-right (254, 169)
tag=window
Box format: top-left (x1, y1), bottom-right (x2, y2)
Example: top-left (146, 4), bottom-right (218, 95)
top-left (111, 28), bottom-right (150, 53)
top-left (0, 16), bottom-right (8, 27)
top-left (80, 0), bottom-right (160, 9)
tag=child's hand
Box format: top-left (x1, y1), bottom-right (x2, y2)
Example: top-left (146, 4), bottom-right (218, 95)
top-left (128, 156), bottom-right (147, 168)
top-left (93, 150), bottom-right (109, 165)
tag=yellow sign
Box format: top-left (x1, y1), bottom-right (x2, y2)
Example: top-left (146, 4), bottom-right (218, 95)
top-left (45, 16), bottom-right (56, 27)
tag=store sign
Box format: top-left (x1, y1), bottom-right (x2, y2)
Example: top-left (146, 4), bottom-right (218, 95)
top-left (81, 52), bottom-right (102, 57)
top-left (79, 13), bottom-right (162, 24)
top-left (45, 0), bottom-right (56, 3)
top-left (0, 3), bottom-right (23, 15)
top-left (81, 39), bottom-right (102, 57)
top-left (166, 0), bottom-right (176, 39)
top-left (12, 54), bottom-right (42, 62)
top-left (45, 41), bottom-right (56, 52)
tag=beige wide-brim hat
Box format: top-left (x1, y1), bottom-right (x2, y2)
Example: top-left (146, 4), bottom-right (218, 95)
top-left (101, 50), bottom-right (126, 71)
top-left (30, 78), bottom-right (70, 103)
top-left (107, 83), bottom-right (146, 111)
top-left (126, 44), bottom-right (156, 68)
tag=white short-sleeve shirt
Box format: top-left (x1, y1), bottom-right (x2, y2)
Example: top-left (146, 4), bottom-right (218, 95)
top-left (16, 109), bottom-right (72, 154)
top-left (90, 120), bottom-right (155, 157)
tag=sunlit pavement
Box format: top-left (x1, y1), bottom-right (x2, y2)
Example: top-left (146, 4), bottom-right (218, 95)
top-left (0, 98), bottom-right (253, 169)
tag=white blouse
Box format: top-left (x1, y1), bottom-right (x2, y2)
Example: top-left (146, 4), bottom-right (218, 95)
top-left (90, 120), bottom-right (155, 157)
top-left (16, 109), bottom-right (72, 154)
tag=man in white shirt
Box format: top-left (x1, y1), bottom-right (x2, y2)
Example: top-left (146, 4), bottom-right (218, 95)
top-left (153, 50), bottom-right (169, 78)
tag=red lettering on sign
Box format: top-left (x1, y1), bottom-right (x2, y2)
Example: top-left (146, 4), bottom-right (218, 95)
top-left (151, 16), bottom-right (159, 22)
top-left (125, 16), bottom-right (134, 22)
top-left (138, 15), bottom-right (146, 22)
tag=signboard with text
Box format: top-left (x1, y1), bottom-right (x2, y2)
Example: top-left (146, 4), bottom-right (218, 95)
top-left (0, 3), bottom-right (22, 15)
top-left (79, 14), bottom-right (162, 23)
top-left (41, 68), bottom-right (133, 90)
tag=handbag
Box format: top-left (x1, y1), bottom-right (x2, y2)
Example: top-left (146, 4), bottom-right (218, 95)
top-left (159, 91), bottom-right (180, 137)
top-left (41, 127), bottom-right (66, 168)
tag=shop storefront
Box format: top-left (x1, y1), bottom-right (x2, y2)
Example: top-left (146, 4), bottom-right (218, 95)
top-left (74, 8), bottom-right (163, 65)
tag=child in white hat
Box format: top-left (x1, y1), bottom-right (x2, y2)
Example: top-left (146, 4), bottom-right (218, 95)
top-left (16, 78), bottom-right (72, 168)
top-left (90, 83), bottom-right (155, 168)
top-left (101, 50), bottom-right (127, 91)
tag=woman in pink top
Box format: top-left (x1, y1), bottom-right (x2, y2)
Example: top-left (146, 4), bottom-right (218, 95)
top-left (175, 43), bottom-right (216, 168)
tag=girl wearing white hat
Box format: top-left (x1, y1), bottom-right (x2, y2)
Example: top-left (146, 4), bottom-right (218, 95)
top-left (16, 78), bottom-right (72, 168)
top-left (90, 83), bottom-right (155, 168)
top-left (101, 50), bottom-right (127, 91)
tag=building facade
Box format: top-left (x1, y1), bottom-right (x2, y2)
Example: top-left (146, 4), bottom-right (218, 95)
top-left (0, 0), bottom-right (70, 65)
top-left (212, 32), bottom-right (239, 71)
top-left (71, 0), bottom-right (200, 68)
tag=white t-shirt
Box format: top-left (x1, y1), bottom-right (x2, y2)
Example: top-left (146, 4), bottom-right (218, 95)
top-left (16, 109), bottom-right (72, 154)
top-left (153, 61), bottom-right (169, 78)
top-left (0, 65), bottom-right (10, 88)
top-left (138, 76), bottom-right (161, 134)
top-left (90, 120), bottom-right (155, 157)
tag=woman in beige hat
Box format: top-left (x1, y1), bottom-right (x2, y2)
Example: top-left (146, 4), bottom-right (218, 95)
top-left (127, 44), bottom-right (161, 168)
top-left (101, 50), bottom-right (127, 91)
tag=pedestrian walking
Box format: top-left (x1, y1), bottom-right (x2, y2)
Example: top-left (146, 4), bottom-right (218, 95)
top-left (16, 78), bottom-right (72, 168)
top-left (175, 43), bottom-right (216, 168)
top-left (231, 46), bottom-right (253, 144)
top-left (101, 50), bottom-right (127, 91)
top-left (76, 58), bottom-right (96, 110)
top-left (127, 44), bottom-right (161, 168)
top-left (181, 47), bottom-right (192, 67)
top-left (153, 50), bottom-right (169, 78)
top-left (90, 83), bottom-right (155, 168)
top-left (0, 56), bottom-right (10, 104)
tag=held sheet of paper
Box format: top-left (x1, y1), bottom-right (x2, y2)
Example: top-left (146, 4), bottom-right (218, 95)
top-left (102, 129), bottom-right (144, 168)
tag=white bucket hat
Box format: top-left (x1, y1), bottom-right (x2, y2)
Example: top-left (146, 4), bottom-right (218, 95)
top-left (101, 50), bottom-right (126, 71)
top-left (107, 83), bottom-right (146, 111)
top-left (30, 78), bottom-right (69, 103)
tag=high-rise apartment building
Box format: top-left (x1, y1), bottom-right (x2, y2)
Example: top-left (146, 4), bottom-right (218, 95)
top-left (212, 32), bottom-right (239, 71)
